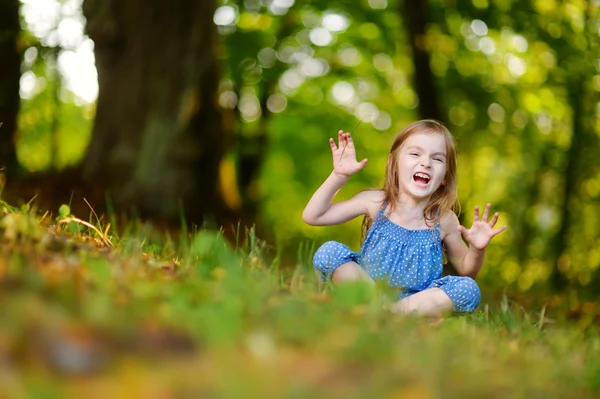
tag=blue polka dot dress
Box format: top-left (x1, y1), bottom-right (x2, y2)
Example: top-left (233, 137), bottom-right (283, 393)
top-left (313, 204), bottom-right (481, 313)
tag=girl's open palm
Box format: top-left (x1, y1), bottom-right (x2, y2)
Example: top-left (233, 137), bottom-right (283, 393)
top-left (330, 130), bottom-right (368, 177)
top-left (458, 203), bottom-right (507, 250)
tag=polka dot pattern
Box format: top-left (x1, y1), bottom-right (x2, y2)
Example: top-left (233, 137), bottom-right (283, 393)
top-left (313, 204), bottom-right (481, 313)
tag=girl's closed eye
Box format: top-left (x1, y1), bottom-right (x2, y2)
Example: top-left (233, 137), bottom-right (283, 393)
top-left (433, 157), bottom-right (444, 162)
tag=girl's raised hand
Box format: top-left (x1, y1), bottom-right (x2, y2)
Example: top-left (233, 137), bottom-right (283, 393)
top-left (457, 203), bottom-right (507, 251)
top-left (330, 130), bottom-right (368, 177)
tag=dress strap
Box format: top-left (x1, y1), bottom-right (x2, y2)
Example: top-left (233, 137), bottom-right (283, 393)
top-left (371, 200), bottom-right (388, 225)
top-left (376, 200), bottom-right (388, 217)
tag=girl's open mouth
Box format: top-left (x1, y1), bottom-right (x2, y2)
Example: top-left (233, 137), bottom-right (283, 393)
top-left (413, 172), bottom-right (431, 187)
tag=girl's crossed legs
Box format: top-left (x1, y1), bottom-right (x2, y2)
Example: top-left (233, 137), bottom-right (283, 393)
top-left (332, 262), bottom-right (453, 317)
top-left (315, 241), bottom-right (481, 317)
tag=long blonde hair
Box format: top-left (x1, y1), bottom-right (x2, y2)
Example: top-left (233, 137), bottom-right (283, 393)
top-left (363, 119), bottom-right (460, 237)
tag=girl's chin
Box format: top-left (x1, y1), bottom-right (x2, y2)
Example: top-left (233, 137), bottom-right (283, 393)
top-left (405, 188), bottom-right (433, 200)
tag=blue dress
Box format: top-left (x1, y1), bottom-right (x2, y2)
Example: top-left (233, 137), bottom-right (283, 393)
top-left (313, 204), bottom-right (481, 313)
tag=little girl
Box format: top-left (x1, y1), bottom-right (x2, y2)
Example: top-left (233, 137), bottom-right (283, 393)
top-left (302, 120), bottom-right (506, 317)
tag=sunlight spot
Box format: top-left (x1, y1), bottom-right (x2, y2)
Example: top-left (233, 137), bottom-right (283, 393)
top-left (279, 69), bottom-right (305, 94)
top-left (269, 0), bottom-right (294, 16)
top-left (300, 58), bottom-right (329, 77)
top-left (357, 79), bottom-right (379, 100)
top-left (24, 47), bottom-right (38, 66)
top-left (61, 0), bottom-right (83, 16)
top-left (218, 91), bottom-right (238, 109)
top-left (331, 81), bottom-right (355, 105)
top-left (21, 0), bottom-right (61, 39)
top-left (57, 38), bottom-right (98, 102)
top-left (506, 54), bottom-right (526, 77)
top-left (535, 113), bottom-right (552, 135)
top-left (309, 27), bottom-right (333, 46)
top-left (21, 0), bottom-right (98, 103)
top-left (511, 109), bottom-right (528, 128)
top-left (238, 92), bottom-right (262, 122)
top-left (359, 23), bottom-right (380, 40)
top-left (277, 46), bottom-right (295, 63)
top-left (460, 22), bottom-right (472, 37)
top-left (338, 45), bottom-right (362, 67)
top-left (372, 111), bottom-right (391, 131)
top-left (479, 37), bottom-right (495, 55)
top-left (487, 103), bottom-right (505, 122)
top-left (373, 53), bottom-right (393, 73)
top-left (367, 0), bottom-right (388, 9)
top-left (539, 51), bottom-right (556, 69)
top-left (299, 34), bottom-right (315, 49)
top-left (291, 50), bottom-right (311, 63)
top-left (19, 71), bottom-right (39, 99)
top-left (258, 47), bottom-right (277, 68)
top-left (267, 93), bottom-right (287, 113)
top-left (213, 5), bottom-right (237, 26)
top-left (512, 35), bottom-right (528, 52)
top-left (301, 9), bottom-right (320, 28)
top-left (322, 13), bottom-right (349, 32)
top-left (272, 0), bottom-right (294, 7)
top-left (57, 16), bottom-right (84, 48)
top-left (355, 102), bottom-right (379, 122)
top-left (470, 19), bottom-right (488, 36)
top-left (465, 35), bottom-right (480, 51)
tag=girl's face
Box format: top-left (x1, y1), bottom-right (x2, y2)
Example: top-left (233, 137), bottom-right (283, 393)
top-left (395, 132), bottom-right (447, 201)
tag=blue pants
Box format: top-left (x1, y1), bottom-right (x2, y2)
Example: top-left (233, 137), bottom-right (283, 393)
top-left (313, 241), bottom-right (481, 313)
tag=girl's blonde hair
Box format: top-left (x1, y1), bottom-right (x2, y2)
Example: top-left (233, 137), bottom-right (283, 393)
top-left (363, 119), bottom-right (460, 236)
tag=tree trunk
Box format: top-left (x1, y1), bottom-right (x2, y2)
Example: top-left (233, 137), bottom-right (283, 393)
top-left (550, 77), bottom-right (587, 290)
top-left (0, 0), bottom-right (22, 178)
top-left (400, 0), bottom-right (442, 121)
top-left (549, 1), bottom-right (598, 289)
top-left (82, 0), bottom-right (233, 225)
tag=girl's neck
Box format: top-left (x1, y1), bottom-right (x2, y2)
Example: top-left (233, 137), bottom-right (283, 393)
top-left (389, 194), bottom-right (431, 227)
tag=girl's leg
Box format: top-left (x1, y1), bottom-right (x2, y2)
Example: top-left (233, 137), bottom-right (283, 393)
top-left (426, 276), bottom-right (481, 313)
top-left (389, 288), bottom-right (453, 317)
top-left (332, 262), bottom-right (375, 285)
top-left (314, 241), bottom-right (374, 283)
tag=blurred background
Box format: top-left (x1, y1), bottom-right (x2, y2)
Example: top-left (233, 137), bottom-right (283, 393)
top-left (1, 0), bottom-right (599, 294)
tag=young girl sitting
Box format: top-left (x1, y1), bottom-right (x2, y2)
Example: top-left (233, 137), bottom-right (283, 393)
top-left (302, 119), bottom-right (506, 317)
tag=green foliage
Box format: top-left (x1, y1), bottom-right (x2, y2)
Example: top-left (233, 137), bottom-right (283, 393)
top-left (0, 200), bottom-right (599, 396)
top-left (57, 204), bottom-right (70, 218)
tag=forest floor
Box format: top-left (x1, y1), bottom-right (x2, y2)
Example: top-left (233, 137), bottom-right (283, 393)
top-left (0, 195), bottom-right (599, 398)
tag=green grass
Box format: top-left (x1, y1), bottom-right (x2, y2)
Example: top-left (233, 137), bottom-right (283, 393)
top-left (0, 201), bottom-right (599, 398)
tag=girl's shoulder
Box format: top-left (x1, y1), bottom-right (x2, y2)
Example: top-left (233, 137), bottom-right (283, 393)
top-left (355, 189), bottom-right (385, 220)
top-left (439, 209), bottom-right (460, 239)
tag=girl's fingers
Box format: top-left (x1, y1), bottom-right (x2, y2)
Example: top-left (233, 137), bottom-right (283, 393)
top-left (473, 206), bottom-right (480, 222)
top-left (481, 203), bottom-right (491, 222)
top-left (489, 212), bottom-right (499, 227)
top-left (457, 225), bottom-right (468, 237)
top-left (346, 132), bottom-right (354, 147)
top-left (492, 225), bottom-right (507, 236)
top-left (329, 137), bottom-right (337, 151)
